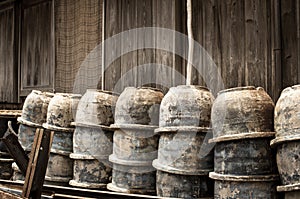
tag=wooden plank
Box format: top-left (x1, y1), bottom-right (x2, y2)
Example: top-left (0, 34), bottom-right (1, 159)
top-left (137, 0), bottom-right (156, 88)
top-left (281, 0), bottom-right (299, 88)
top-left (269, 0), bottom-right (282, 100)
top-left (22, 129), bottom-right (54, 199)
top-left (154, 0), bottom-right (176, 93)
top-left (218, 1), bottom-right (230, 88)
top-left (22, 128), bottom-right (43, 198)
top-left (120, 0), bottom-right (138, 89)
top-left (0, 1), bottom-right (18, 103)
top-left (104, 0), bottom-right (122, 92)
top-left (228, 0), bottom-right (245, 88)
top-left (30, 130), bottom-right (54, 198)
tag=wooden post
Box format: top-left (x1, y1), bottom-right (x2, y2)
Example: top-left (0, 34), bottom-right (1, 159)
top-left (22, 128), bottom-right (54, 199)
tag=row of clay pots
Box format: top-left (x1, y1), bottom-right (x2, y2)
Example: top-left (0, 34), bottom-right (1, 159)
top-left (15, 90), bottom-right (81, 185)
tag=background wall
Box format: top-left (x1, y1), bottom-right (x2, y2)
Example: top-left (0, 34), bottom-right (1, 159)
top-left (0, 0), bottom-right (299, 108)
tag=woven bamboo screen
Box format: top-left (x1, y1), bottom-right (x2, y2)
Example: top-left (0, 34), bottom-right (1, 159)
top-left (55, 0), bottom-right (103, 94)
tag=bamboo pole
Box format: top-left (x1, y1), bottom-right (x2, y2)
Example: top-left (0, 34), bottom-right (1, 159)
top-left (186, 0), bottom-right (194, 85)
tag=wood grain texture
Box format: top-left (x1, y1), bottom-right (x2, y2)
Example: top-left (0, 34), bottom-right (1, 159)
top-left (20, 0), bottom-right (54, 95)
top-left (104, 0), bottom-right (184, 94)
top-left (281, 0), bottom-right (300, 88)
top-left (104, 0), bottom-right (122, 92)
top-left (191, 0), bottom-right (279, 99)
top-left (0, 1), bottom-right (18, 103)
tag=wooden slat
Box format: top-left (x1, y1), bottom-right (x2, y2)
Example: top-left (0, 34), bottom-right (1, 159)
top-left (22, 129), bottom-right (54, 199)
top-left (120, 0), bottom-right (138, 89)
top-left (154, 0), bottom-right (176, 93)
top-left (22, 128), bottom-right (44, 198)
top-left (137, 0), bottom-right (156, 88)
top-left (281, 0), bottom-right (300, 88)
top-left (104, 0), bottom-right (122, 92)
top-left (0, 1), bottom-right (18, 103)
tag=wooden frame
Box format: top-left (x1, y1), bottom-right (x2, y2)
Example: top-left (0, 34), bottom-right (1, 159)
top-left (18, 0), bottom-right (55, 97)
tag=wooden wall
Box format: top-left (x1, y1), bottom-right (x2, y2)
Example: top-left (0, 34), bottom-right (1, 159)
top-left (0, 0), bottom-right (300, 106)
top-left (104, 0), bottom-right (185, 94)
top-left (103, 0), bottom-right (299, 101)
top-left (190, 0), bottom-right (282, 100)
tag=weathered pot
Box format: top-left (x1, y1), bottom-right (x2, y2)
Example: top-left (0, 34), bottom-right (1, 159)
top-left (18, 90), bottom-right (54, 127)
top-left (275, 141), bottom-right (300, 185)
top-left (107, 154), bottom-right (156, 194)
top-left (211, 86), bottom-right (274, 142)
top-left (45, 152), bottom-right (73, 185)
top-left (114, 87), bottom-right (164, 125)
top-left (153, 129), bottom-right (213, 175)
top-left (277, 184), bottom-right (300, 199)
top-left (73, 123), bottom-right (113, 156)
top-left (12, 162), bottom-right (24, 182)
top-left (274, 85), bottom-right (300, 140)
top-left (18, 124), bottom-right (37, 151)
top-left (153, 85), bottom-right (214, 198)
top-left (51, 130), bottom-right (73, 153)
top-left (75, 89), bottom-right (118, 126)
top-left (109, 124), bottom-right (158, 194)
top-left (209, 172), bottom-right (280, 199)
top-left (71, 123), bottom-right (113, 188)
top-left (214, 138), bottom-right (277, 175)
top-left (159, 85), bottom-right (214, 127)
top-left (69, 153), bottom-right (112, 189)
top-left (112, 124), bottom-right (159, 162)
top-left (156, 170), bottom-right (213, 198)
top-left (44, 93), bottom-right (81, 129)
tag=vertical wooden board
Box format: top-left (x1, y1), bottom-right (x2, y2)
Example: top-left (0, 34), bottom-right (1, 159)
top-left (281, 0), bottom-right (299, 88)
top-left (104, 0), bottom-right (122, 92)
top-left (191, 0), bottom-right (204, 86)
top-left (120, 0), bottom-right (138, 90)
top-left (0, 2), bottom-right (18, 103)
top-left (173, 0), bottom-right (185, 87)
top-left (20, 0), bottom-right (54, 95)
top-left (209, 0), bottom-right (223, 94)
top-left (228, 0), bottom-right (245, 88)
top-left (202, 0), bottom-right (222, 90)
top-left (218, 0), bottom-right (230, 88)
top-left (136, 0), bottom-right (156, 88)
top-left (154, 0), bottom-right (176, 93)
top-left (245, 0), bottom-right (270, 88)
top-left (270, 0), bottom-right (282, 100)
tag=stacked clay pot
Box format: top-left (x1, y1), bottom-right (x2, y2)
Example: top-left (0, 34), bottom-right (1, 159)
top-left (271, 85), bottom-right (300, 199)
top-left (69, 89), bottom-right (118, 189)
top-left (43, 93), bottom-right (81, 186)
top-left (153, 85), bottom-right (214, 198)
top-left (209, 86), bottom-right (280, 199)
top-left (107, 87), bottom-right (163, 194)
top-left (14, 90), bottom-right (53, 181)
